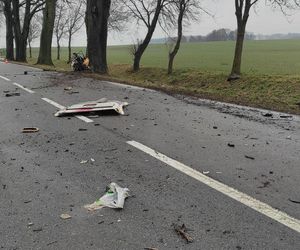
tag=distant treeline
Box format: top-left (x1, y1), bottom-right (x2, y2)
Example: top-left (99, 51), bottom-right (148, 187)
top-left (151, 28), bottom-right (300, 44)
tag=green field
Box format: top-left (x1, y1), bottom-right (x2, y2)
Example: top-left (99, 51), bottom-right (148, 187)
top-left (28, 39), bottom-right (300, 75)
top-left (24, 39), bottom-right (300, 114)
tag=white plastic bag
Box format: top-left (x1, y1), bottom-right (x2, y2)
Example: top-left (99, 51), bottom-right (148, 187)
top-left (84, 183), bottom-right (130, 211)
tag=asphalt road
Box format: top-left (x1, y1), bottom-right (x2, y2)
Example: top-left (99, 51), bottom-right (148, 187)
top-left (0, 62), bottom-right (300, 250)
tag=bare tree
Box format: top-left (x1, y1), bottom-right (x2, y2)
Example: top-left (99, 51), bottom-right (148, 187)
top-left (66, 0), bottom-right (85, 63)
top-left (12, 0), bottom-right (45, 62)
top-left (1, 0), bottom-right (14, 60)
top-left (121, 0), bottom-right (170, 71)
top-left (167, 0), bottom-right (205, 74)
top-left (28, 15), bottom-right (41, 58)
top-left (37, 0), bottom-right (56, 65)
top-left (54, 0), bottom-right (68, 60)
top-left (229, 0), bottom-right (300, 81)
top-left (86, 0), bottom-right (111, 73)
top-left (108, 0), bottom-right (129, 31)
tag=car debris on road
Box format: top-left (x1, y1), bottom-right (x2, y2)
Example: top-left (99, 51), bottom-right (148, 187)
top-left (60, 213), bottom-right (72, 220)
top-left (5, 92), bottom-right (20, 97)
top-left (22, 127), bottom-right (39, 133)
top-left (84, 183), bottom-right (130, 211)
top-left (54, 98), bottom-right (129, 117)
top-left (174, 224), bottom-right (194, 243)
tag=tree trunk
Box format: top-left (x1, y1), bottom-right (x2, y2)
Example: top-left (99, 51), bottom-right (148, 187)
top-left (168, 3), bottom-right (184, 75)
top-left (57, 39), bottom-right (60, 60)
top-left (37, 0), bottom-right (56, 65)
top-left (228, 0), bottom-right (251, 81)
top-left (68, 33), bottom-right (71, 63)
top-left (133, 0), bottom-right (162, 72)
top-left (15, 37), bottom-right (27, 62)
top-left (229, 21), bottom-right (246, 79)
top-left (12, 0), bottom-right (31, 62)
top-left (29, 41), bottom-right (32, 58)
top-left (3, 0), bottom-right (14, 60)
top-left (86, 0), bottom-right (111, 74)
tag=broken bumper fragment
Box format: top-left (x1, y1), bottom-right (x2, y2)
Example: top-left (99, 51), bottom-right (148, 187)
top-left (54, 99), bottom-right (129, 117)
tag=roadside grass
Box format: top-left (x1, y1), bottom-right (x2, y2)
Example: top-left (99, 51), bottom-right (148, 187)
top-left (24, 40), bottom-right (300, 114)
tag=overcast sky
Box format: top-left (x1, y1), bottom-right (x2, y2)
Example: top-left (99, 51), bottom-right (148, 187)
top-left (1, 0), bottom-right (300, 48)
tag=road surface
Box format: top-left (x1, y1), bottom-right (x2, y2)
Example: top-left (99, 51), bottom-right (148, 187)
top-left (0, 62), bottom-right (300, 250)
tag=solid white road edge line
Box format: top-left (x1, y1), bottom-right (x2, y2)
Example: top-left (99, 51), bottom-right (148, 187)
top-left (127, 140), bottom-right (300, 234)
top-left (0, 75), bottom-right (11, 81)
top-left (41, 98), bottom-right (94, 123)
top-left (13, 82), bottom-right (35, 94)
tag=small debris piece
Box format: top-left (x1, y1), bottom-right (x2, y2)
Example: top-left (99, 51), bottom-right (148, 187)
top-left (280, 115), bottom-right (292, 118)
top-left (22, 127), bottom-right (39, 133)
top-left (144, 248), bottom-right (159, 250)
top-left (24, 71), bottom-right (28, 75)
top-left (5, 92), bottom-right (20, 97)
top-left (227, 143), bottom-right (235, 148)
top-left (64, 87), bottom-right (73, 91)
top-left (203, 171), bottom-right (210, 175)
top-left (47, 241), bottom-right (58, 246)
top-left (60, 213), bottom-right (72, 220)
top-left (79, 128), bottom-right (87, 131)
top-left (91, 158), bottom-right (95, 162)
top-left (80, 160), bottom-right (88, 164)
top-left (84, 183), bottom-right (129, 211)
top-left (32, 227), bottom-right (43, 232)
top-left (27, 222), bottom-right (34, 227)
top-left (213, 126), bottom-right (218, 129)
top-left (24, 200), bottom-right (32, 204)
top-left (263, 113), bottom-right (273, 117)
top-left (174, 224), bottom-right (193, 243)
top-left (288, 198), bottom-right (300, 204)
top-left (245, 155), bottom-right (255, 160)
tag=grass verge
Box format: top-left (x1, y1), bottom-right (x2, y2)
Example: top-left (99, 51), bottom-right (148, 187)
top-left (24, 60), bottom-right (300, 115)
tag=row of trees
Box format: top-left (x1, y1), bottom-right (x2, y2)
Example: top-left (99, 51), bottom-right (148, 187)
top-left (1, 0), bottom-right (300, 79)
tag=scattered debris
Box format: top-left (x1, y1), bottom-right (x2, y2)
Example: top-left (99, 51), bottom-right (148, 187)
top-left (32, 227), bottom-right (43, 232)
top-left (22, 127), bottom-right (39, 133)
top-left (60, 213), bottom-right (72, 220)
top-left (55, 99), bottom-right (129, 117)
top-left (288, 198), bottom-right (300, 204)
top-left (84, 183), bottom-right (129, 211)
top-left (245, 155), bottom-right (255, 160)
top-left (174, 224), bottom-right (193, 243)
top-left (47, 241), bottom-right (58, 246)
top-left (263, 113), bottom-right (273, 118)
top-left (258, 181), bottom-right (270, 189)
top-left (227, 143), bottom-right (235, 148)
top-left (78, 128), bottom-right (87, 131)
top-left (5, 92), bottom-right (20, 97)
top-left (280, 115), bottom-right (292, 119)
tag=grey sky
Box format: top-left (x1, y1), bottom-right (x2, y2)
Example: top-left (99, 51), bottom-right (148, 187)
top-left (1, 0), bottom-right (300, 48)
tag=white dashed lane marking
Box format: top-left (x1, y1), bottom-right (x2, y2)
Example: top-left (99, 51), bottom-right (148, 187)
top-left (13, 82), bottom-right (35, 94)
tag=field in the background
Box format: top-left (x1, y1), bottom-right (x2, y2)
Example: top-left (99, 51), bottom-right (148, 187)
top-left (27, 39), bottom-right (300, 75)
